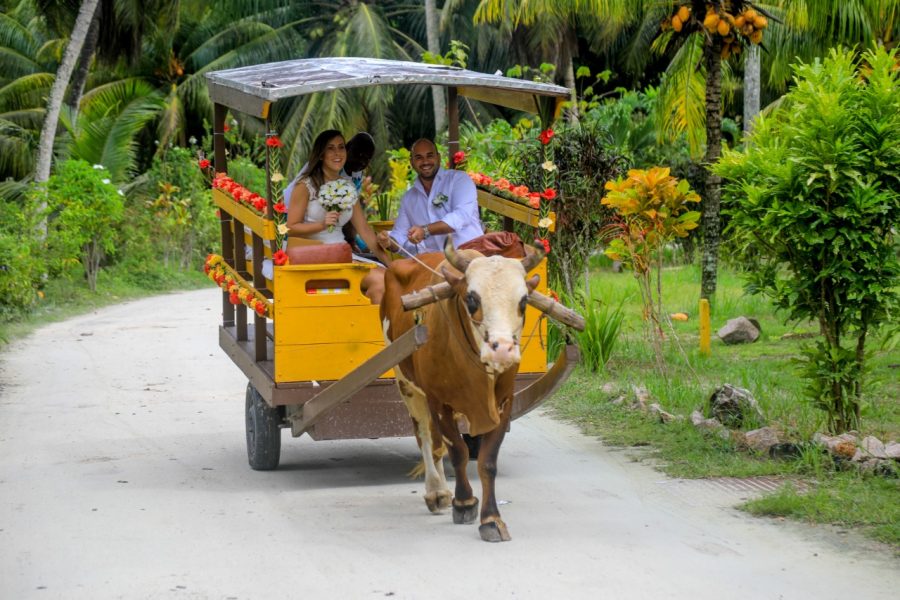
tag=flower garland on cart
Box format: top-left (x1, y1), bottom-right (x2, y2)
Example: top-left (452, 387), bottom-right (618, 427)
top-left (463, 127), bottom-right (558, 254)
top-left (204, 254), bottom-right (273, 319)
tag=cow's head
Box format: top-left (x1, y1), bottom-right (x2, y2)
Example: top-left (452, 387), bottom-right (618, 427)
top-left (441, 238), bottom-right (543, 372)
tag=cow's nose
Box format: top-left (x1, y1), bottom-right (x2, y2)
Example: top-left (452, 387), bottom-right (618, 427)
top-left (485, 337), bottom-right (521, 369)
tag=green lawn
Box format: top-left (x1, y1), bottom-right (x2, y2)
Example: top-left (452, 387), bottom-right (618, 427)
top-left (550, 261), bottom-right (900, 547)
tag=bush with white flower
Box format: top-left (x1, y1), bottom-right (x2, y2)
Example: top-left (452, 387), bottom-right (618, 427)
top-left (37, 159), bottom-right (125, 291)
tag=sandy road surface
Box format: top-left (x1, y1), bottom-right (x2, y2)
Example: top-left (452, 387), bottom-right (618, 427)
top-left (1, 289), bottom-right (897, 600)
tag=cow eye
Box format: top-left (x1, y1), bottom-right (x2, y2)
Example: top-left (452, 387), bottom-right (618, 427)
top-left (518, 295), bottom-right (527, 315)
top-left (466, 292), bottom-right (481, 315)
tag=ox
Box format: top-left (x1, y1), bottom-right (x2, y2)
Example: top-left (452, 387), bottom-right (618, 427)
top-left (380, 237), bottom-right (544, 542)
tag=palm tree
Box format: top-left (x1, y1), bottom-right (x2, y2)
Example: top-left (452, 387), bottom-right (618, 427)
top-left (472, 0), bottom-right (640, 114)
top-left (34, 0), bottom-right (99, 188)
top-left (0, 0), bottom-right (57, 181)
top-left (425, 0), bottom-right (447, 134)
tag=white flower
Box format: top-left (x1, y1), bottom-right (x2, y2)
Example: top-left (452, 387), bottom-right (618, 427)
top-left (189, 136), bottom-right (197, 145)
top-left (92, 164), bottom-right (104, 170)
top-left (318, 179), bottom-right (358, 231)
top-left (271, 172), bottom-right (285, 183)
top-left (117, 190), bottom-right (124, 196)
top-left (538, 217), bottom-right (554, 229)
top-left (102, 178), bottom-right (111, 185)
top-left (541, 160), bottom-right (557, 172)
top-left (277, 223), bottom-right (289, 235)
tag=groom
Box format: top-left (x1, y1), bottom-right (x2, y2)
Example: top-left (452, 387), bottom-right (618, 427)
top-left (377, 138), bottom-right (483, 256)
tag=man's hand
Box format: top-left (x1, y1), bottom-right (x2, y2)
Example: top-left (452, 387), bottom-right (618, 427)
top-left (376, 230), bottom-right (394, 250)
top-left (407, 225), bottom-right (427, 244)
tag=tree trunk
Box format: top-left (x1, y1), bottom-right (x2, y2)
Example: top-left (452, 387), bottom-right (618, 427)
top-left (563, 27), bottom-right (579, 123)
top-left (65, 3), bottom-right (101, 111)
top-left (425, 0), bottom-right (446, 135)
top-left (700, 39), bottom-right (723, 301)
top-left (743, 44), bottom-right (761, 134)
top-left (35, 0), bottom-right (102, 185)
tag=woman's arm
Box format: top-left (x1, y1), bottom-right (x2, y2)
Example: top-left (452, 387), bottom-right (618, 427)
top-left (286, 179), bottom-right (337, 236)
top-left (351, 203), bottom-right (392, 265)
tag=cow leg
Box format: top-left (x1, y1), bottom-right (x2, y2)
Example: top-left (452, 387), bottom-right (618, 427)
top-left (397, 376), bottom-right (451, 513)
top-left (477, 397), bottom-right (513, 542)
top-left (436, 406), bottom-right (479, 524)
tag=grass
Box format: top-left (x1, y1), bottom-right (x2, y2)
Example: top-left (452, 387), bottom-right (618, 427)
top-left (0, 265), bottom-right (209, 347)
top-left (551, 261), bottom-right (900, 547)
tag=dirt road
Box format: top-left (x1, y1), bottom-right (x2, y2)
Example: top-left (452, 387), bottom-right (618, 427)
top-left (1, 289), bottom-right (897, 599)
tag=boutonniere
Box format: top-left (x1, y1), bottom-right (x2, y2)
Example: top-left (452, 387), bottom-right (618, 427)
top-left (432, 193), bottom-right (449, 207)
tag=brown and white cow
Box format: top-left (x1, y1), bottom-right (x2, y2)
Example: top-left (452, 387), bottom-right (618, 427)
top-left (380, 237), bottom-right (544, 542)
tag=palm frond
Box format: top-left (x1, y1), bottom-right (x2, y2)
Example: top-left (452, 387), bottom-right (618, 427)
top-left (656, 32), bottom-right (706, 157)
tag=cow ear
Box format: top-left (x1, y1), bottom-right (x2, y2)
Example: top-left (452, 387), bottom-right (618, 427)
top-left (526, 274), bottom-right (540, 293)
top-left (441, 265), bottom-right (465, 288)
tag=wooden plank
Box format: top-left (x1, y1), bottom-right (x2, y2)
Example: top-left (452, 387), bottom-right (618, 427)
top-left (476, 189), bottom-right (556, 232)
top-left (511, 344), bottom-right (579, 419)
top-left (273, 263), bottom-right (375, 308)
top-left (274, 342), bottom-right (395, 382)
top-left (213, 189), bottom-right (277, 241)
top-left (290, 325), bottom-right (428, 434)
top-left (273, 305), bottom-right (383, 345)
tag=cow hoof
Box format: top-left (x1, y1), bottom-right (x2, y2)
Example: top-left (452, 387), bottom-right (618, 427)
top-left (425, 490), bottom-right (452, 513)
top-left (478, 521), bottom-right (511, 542)
top-left (452, 498), bottom-right (479, 524)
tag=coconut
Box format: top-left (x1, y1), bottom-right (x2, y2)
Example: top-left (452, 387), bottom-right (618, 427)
top-left (677, 5), bottom-right (690, 22)
top-left (703, 12), bottom-right (720, 31)
top-left (754, 15), bottom-right (768, 29)
top-left (672, 15), bottom-right (683, 31)
top-left (717, 19), bottom-right (731, 36)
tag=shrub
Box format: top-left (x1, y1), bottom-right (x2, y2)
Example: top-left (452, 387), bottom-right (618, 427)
top-left (714, 47), bottom-right (900, 433)
top-left (39, 160), bottom-right (124, 291)
top-left (0, 194), bottom-right (45, 317)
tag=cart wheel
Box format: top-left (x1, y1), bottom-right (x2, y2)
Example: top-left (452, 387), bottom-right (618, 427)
top-left (245, 383), bottom-right (282, 471)
top-left (463, 433), bottom-right (480, 460)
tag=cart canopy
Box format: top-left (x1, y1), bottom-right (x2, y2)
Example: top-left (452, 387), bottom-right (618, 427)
top-left (205, 57), bottom-right (570, 118)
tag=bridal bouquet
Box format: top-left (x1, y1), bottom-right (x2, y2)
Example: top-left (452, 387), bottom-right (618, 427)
top-left (318, 178), bottom-right (358, 232)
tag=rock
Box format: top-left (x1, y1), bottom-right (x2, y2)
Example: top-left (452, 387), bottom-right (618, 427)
top-left (632, 385), bottom-right (651, 411)
top-left (742, 427), bottom-right (781, 453)
top-left (747, 318), bottom-right (762, 334)
top-left (885, 442), bottom-right (900, 460)
top-left (648, 403), bottom-right (680, 423)
top-left (611, 260), bottom-right (623, 273)
top-left (858, 436), bottom-right (888, 459)
top-left (691, 410), bottom-right (730, 440)
top-left (600, 382), bottom-right (620, 396)
top-left (814, 432), bottom-right (858, 460)
top-left (707, 384), bottom-right (765, 429)
top-left (717, 317), bottom-right (761, 344)
top-left (610, 395), bottom-right (626, 406)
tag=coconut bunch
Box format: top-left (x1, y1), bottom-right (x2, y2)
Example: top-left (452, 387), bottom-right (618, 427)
top-left (662, 2), bottom-right (771, 60)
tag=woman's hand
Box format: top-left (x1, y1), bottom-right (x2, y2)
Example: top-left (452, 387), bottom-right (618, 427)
top-left (323, 211), bottom-right (340, 228)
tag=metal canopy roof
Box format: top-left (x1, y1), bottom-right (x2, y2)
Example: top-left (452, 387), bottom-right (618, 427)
top-left (205, 57), bottom-right (570, 118)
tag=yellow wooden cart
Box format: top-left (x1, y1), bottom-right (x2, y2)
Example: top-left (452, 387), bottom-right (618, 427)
top-left (204, 58), bottom-right (579, 469)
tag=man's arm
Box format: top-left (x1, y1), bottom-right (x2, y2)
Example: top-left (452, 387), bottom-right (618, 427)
top-left (437, 172), bottom-right (479, 234)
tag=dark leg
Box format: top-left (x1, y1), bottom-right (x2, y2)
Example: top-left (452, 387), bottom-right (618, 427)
top-left (477, 397), bottom-right (513, 542)
top-left (437, 405), bottom-right (478, 524)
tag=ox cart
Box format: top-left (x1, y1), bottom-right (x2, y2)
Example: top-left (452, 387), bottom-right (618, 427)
top-left (204, 58), bottom-right (581, 471)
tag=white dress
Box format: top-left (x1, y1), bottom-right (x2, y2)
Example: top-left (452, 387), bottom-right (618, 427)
top-left (301, 177), bottom-right (355, 244)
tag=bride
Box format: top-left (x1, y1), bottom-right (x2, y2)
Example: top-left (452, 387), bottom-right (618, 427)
top-left (286, 129), bottom-right (389, 301)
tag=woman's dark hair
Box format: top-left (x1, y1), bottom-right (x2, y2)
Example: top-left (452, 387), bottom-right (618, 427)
top-left (300, 129), bottom-right (344, 191)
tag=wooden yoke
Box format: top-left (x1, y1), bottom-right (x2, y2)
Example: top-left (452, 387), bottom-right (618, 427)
top-left (400, 283), bottom-right (586, 331)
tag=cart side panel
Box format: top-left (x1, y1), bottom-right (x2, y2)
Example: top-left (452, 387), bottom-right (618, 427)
top-left (273, 263), bottom-right (393, 383)
top-left (519, 260), bottom-right (548, 374)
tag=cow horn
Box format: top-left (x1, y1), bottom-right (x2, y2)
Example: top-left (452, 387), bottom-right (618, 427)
top-left (520, 243), bottom-right (545, 273)
top-left (443, 235), bottom-right (471, 272)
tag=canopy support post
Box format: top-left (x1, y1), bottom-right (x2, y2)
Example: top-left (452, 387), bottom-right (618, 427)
top-left (214, 102), bottom-right (235, 328)
top-left (447, 86), bottom-right (459, 168)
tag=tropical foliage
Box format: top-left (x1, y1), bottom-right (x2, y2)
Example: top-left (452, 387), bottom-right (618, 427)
top-left (715, 46), bottom-right (900, 433)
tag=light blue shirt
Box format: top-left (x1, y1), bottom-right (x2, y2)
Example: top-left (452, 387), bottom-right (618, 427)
top-left (391, 168), bottom-right (483, 254)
